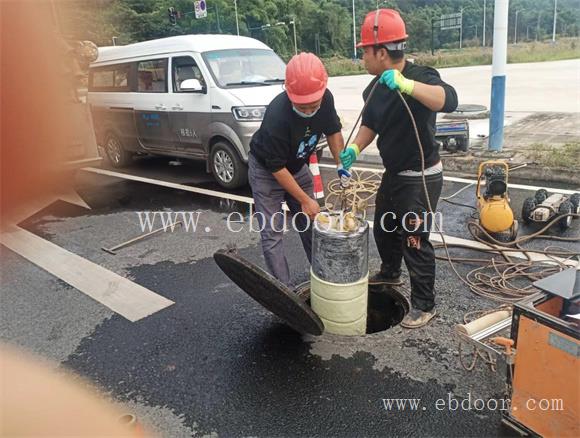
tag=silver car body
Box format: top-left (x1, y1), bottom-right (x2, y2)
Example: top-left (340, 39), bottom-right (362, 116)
top-left (88, 35), bottom-right (291, 171)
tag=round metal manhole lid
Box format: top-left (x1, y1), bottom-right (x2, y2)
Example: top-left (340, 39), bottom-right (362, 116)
top-left (455, 104), bottom-right (488, 113)
top-left (213, 249), bottom-right (324, 336)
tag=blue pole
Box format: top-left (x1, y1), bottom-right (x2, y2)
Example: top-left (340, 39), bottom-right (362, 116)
top-left (489, 0), bottom-right (509, 152)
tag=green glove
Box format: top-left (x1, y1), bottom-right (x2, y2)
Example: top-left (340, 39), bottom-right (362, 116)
top-left (379, 69), bottom-right (415, 95)
top-left (339, 144), bottom-right (360, 170)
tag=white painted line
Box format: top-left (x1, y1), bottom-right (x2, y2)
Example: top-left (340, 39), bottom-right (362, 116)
top-left (0, 225), bottom-right (174, 321)
top-left (83, 167), bottom-right (255, 204)
top-left (84, 166), bottom-right (575, 266)
top-left (83, 167), bottom-right (293, 212)
top-left (318, 163), bottom-right (577, 195)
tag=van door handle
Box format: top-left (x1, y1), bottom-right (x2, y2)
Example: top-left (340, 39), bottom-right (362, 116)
top-left (155, 104), bottom-right (166, 110)
top-left (172, 104), bottom-right (183, 110)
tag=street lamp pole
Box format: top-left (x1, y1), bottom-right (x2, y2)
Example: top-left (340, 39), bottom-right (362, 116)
top-left (289, 20), bottom-right (298, 55)
top-left (352, 0), bottom-right (357, 59)
top-left (552, 0), bottom-right (557, 42)
top-left (234, 0), bottom-right (239, 35)
top-left (482, 0), bottom-right (486, 46)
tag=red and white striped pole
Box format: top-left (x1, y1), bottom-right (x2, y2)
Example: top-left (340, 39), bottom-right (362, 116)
top-left (309, 153), bottom-right (325, 203)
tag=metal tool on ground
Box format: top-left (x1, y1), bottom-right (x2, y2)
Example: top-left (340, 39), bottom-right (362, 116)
top-left (473, 160), bottom-right (518, 242)
top-left (522, 189), bottom-right (580, 231)
top-left (101, 221), bottom-right (183, 255)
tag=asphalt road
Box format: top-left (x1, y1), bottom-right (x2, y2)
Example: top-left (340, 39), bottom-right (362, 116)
top-left (2, 154), bottom-right (578, 437)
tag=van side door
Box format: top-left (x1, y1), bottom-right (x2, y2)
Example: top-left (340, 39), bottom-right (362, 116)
top-left (169, 55), bottom-right (212, 158)
top-left (133, 58), bottom-right (178, 151)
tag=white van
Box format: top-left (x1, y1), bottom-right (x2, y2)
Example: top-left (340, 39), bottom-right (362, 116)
top-left (89, 35), bottom-right (323, 189)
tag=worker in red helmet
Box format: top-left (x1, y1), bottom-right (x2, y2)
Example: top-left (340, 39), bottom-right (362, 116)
top-left (340, 9), bottom-right (458, 328)
top-left (249, 52), bottom-right (345, 286)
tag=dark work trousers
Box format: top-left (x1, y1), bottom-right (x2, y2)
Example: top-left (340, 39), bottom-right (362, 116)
top-left (373, 171), bottom-right (443, 311)
top-left (248, 153), bottom-right (314, 286)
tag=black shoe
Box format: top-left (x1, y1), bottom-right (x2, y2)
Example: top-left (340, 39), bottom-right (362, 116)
top-left (368, 270), bottom-right (403, 286)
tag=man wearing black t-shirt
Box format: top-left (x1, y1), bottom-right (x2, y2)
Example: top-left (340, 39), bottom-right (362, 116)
top-left (340, 9), bottom-right (458, 328)
top-left (249, 53), bottom-right (344, 286)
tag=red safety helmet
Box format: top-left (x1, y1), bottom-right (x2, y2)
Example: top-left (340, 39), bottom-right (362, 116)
top-left (357, 9), bottom-right (408, 48)
top-left (285, 52), bottom-right (328, 104)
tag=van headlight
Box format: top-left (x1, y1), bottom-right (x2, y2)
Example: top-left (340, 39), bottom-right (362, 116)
top-left (232, 106), bottom-right (266, 121)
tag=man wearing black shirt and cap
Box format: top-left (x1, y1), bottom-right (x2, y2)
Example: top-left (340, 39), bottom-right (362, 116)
top-left (249, 52), bottom-right (344, 286)
top-left (340, 9), bottom-right (458, 328)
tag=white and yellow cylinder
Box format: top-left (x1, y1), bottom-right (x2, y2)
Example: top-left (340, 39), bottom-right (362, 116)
top-left (311, 213), bottom-right (369, 336)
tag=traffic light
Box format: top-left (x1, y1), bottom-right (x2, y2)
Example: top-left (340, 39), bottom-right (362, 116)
top-left (168, 7), bottom-right (177, 25)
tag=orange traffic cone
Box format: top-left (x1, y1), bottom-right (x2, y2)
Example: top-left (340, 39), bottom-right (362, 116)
top-left (309, 153), bottom-right (325, 203)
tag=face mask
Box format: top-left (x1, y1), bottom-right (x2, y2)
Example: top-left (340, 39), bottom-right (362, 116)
top-left (293, 106), bottom-right (319, 118)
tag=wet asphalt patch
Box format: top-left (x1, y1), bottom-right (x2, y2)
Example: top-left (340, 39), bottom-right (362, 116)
top-left (63, 247), bottom-right (509, 437)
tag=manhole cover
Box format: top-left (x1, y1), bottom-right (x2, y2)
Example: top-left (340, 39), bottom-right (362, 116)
top-left (213, 249), bottom-right (324, 336)
top-left (456, 104), bottom-right (487, 113)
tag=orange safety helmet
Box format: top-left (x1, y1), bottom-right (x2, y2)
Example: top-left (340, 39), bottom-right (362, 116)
top-left (285, 52), bottom-right (328, 104)
top-left (357, 9), bottom-right (408, 48)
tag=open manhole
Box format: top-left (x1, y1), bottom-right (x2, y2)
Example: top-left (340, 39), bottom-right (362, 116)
top-left (214, 249), bottom-right (410, 337)
top-left (294, 282), bottom-right (410, 335)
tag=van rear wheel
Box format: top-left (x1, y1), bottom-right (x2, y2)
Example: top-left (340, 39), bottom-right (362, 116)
top-left (210, 141), bottom-right (248, 189)
top-left (105, 133), bottom-right (132, 168)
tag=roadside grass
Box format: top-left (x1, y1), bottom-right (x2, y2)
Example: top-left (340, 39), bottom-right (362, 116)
top-left (323, 38), bottom-right (580, 76)
top-left (526, 142), bottom-right (580, 168)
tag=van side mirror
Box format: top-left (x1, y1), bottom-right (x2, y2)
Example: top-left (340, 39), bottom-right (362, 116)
top-left (179, 78), bottom-right (203, 92)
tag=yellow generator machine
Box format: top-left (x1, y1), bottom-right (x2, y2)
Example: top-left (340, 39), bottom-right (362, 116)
top-left (475, 161), bottom-right (517, 241)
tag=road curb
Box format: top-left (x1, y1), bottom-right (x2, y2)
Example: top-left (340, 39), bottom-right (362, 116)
top-left (323, 150), bottom-right (580, 186)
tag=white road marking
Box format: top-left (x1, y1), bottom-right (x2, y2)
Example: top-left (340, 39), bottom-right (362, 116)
top-left (0, 225), bottom-right (174, 321)
top-left (318, 163), bottom-right (577, 195)
top-left (83, 167), bottom-right (256, 204)
top-left (83, 167), bottom-right (292, 211)
top-left (84, 165), bottom-right (576, 267)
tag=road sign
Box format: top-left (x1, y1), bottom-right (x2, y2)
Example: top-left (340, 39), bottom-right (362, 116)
top-left (194, 0), bottom-right (207, 19)
top-left (439, 12), bottom-right (462, 30)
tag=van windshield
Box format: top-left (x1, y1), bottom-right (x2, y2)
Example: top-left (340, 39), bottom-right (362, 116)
top-left (202, 49), bottom-right (286, 88)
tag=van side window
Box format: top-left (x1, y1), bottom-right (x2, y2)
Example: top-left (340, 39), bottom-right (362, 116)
top-left (137, 59), bottom-right (167, 92)
top-left (89, 64), bottom-right (130, 92)
top-left (172, 56), bottom-right (206, 92)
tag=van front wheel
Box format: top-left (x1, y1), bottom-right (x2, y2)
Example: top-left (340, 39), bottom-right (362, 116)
top-left (104, 133), bottom-right (132, 168)
top-left (210, 142), bottom-right (248, 189)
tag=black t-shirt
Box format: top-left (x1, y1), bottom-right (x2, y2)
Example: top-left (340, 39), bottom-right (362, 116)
top-left (250, 89), bottom-right (342, 174)
top-left (362, 61), bottom-right (458, 174)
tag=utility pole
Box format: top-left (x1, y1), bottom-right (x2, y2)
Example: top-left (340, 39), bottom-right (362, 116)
top-left (514, 9), bottom-right (524, 44)
top-left (489, 0), bottom-right (510, 152)
top-left (459, 8), bottom-right (463, 49)
top-left (215, 3), bottom-right (221, 33)
top-left (234, 0), bottom-right (239, 35)
top-left (352, 0), bottom-right (357, 59)
top-left (552, 0), bottom-right (557, 42)
top-left (483, 0), bottom-right (486, 46)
